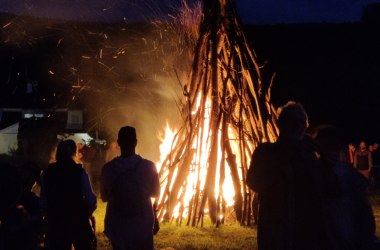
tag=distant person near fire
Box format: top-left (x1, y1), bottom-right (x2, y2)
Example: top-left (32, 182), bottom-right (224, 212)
top-left (348, 143), bottom-right (356, 165)
top-left (105, 140), bottom-right (120, 163)
top-left (314, 126), bottom-right (378, 249)
top-left (354, 141), bottom-right (372, 179)
top-left (100, 126), bottom-right (160, 250)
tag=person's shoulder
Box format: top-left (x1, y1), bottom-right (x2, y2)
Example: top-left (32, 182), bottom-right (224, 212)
top-left (251, 142), bottom-right (276, 161)
top-left (46, 162), bottom-right (57, 169)
top-left (74, 163), bottom-right (84, 170)
top-left (101, 161), bottom-right (114, 176)
top-left (337, 161), bottom-right (369, 188)
top-left (69, 162), bottom-right (84, 175)
top-left (44, 163), bottom-right (57, 174)
top-left (103, 157), bottom-right (119, 168)
top-left (137, 157), bottom-right (157, 173)
top-left (139, 158), bottom-right (156, 168)
top-left (257, 142), bottom-right (274, 149)
top-left (255, 142), bottom-right (275, 153)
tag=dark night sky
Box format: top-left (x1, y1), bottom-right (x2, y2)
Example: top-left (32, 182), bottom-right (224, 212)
top-left (1, 0), bottom-right (380, 24)
top-left (1, 0), bottom-right (380, 144)
top-left (237, 0), bottom-right (380, 24)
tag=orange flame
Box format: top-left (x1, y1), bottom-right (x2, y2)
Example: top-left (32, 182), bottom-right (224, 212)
top-left (156, 95), bottom-right (246, 220)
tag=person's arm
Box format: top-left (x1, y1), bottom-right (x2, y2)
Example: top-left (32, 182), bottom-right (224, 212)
top-left (81, 170), bottom-right (97, 214)
top-left (368, 152), bottom-right (373, 170)
top-left (353, 152), bottom-right (358, 168)
top-left (40, 171), bottom-right (48, 216)
top-left (150, 163), bottom-right (160, 198)
top-left (246, 157), bottom-right (256, 191)
top-left (100, 164), bottom-right (111, 202)
top-left (349, 147), bottom-right (354, 164)
top-left (39, 171), bottom-right (50, 236)
top-left (246, 144), bottom-right (271, 192)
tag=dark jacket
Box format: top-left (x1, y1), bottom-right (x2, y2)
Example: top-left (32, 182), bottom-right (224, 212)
top-left (246, 138), bottom-right (332, 250)
top-left (42, 160), bottom-right (95, 230)
top-left (246, 141), bottom-right (295, 250)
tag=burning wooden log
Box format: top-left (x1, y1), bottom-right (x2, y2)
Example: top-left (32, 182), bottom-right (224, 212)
top-left (157, 0), bottom-right (278, 226)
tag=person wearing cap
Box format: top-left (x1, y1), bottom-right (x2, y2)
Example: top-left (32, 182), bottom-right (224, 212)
top-left (100, 126), bottom-right (160, 250)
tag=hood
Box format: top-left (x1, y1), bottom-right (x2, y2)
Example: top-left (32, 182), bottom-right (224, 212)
top-left (106, 154), bottom-right (142, 175)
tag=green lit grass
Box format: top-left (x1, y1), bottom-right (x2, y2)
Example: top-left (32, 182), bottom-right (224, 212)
top-left (94, 196), bottom-right (380, 250)
top-left (370, 193), bottom-right (380, 238)
top-left (154, 222), bottom-right (256, 250)
top-left (93, 200), bottom-right (256, 250)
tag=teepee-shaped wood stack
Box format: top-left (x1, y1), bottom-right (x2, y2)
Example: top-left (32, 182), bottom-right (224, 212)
top-left (157, 0), bottom-right (278, 226)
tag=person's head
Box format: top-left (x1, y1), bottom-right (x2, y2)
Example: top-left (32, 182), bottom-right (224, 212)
top-left (373, 143), bottom-right (379, 151)
top-left (117, 126), bottom-right (137, 155)
top-left (313, 125), bottom-right (354, 164)
top-left (314, 125), bottom-right (345, 154)
top-left (277, 101), bottom-right (308, 141)
top-left (359, 141), bottom-right (367, 151)
top-left (55, 139), bottom-right (77, 162)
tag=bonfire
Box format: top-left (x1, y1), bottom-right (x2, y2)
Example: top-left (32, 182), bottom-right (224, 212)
top-left (156, 0), bottom-right (278, 226)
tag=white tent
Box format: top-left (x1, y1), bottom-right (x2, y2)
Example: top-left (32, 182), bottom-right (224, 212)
top-left (0, 123), bottom-right (19, 155)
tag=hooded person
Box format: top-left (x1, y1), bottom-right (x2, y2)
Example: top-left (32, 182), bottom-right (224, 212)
top-left (100, 126), bottom-right (160, 250)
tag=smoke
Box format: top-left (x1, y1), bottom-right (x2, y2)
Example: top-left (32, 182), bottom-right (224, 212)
top-left (91, 72), bottom-right (184, 162)
top-left (0, 1), bottom-right (201, 162)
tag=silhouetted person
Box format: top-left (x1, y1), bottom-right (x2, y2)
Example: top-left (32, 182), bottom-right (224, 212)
top-left (0, 161), bottom-right (24, 250)
top-left (372, 143), bottom-right (380, 165)
top-left (100, 126), bottom-right (160, 250)
top-left (246, 101), bottom-right (331, 250)
top-left (0, 161), bottom-right (43, 250)
top-left (371, 143), bottom-right (380, 189)
top-left (17, 161), bottom-right (44, 248)
top-left (0, 162), bottom-right (22, 218)
top-left (315, 126), bottom-right (378, 250)
top-left (40, 139), bottom-right (97, 250)
top-left (354, 141), bottom-right (372, 179)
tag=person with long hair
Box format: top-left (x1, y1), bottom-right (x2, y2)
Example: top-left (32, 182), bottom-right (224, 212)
top-left (40, 139), bottom-right (97, 250)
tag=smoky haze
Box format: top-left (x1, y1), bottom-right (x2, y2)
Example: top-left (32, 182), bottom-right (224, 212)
top-left (71, 23), bottom-right (191, 163)
top-left (0, 10), bottom-right (197, 162)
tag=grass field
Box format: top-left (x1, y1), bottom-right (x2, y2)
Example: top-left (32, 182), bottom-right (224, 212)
top-left (94, 194), bottom-right (380, 250)
top-left (94, 201), bottom-right (256, 250)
